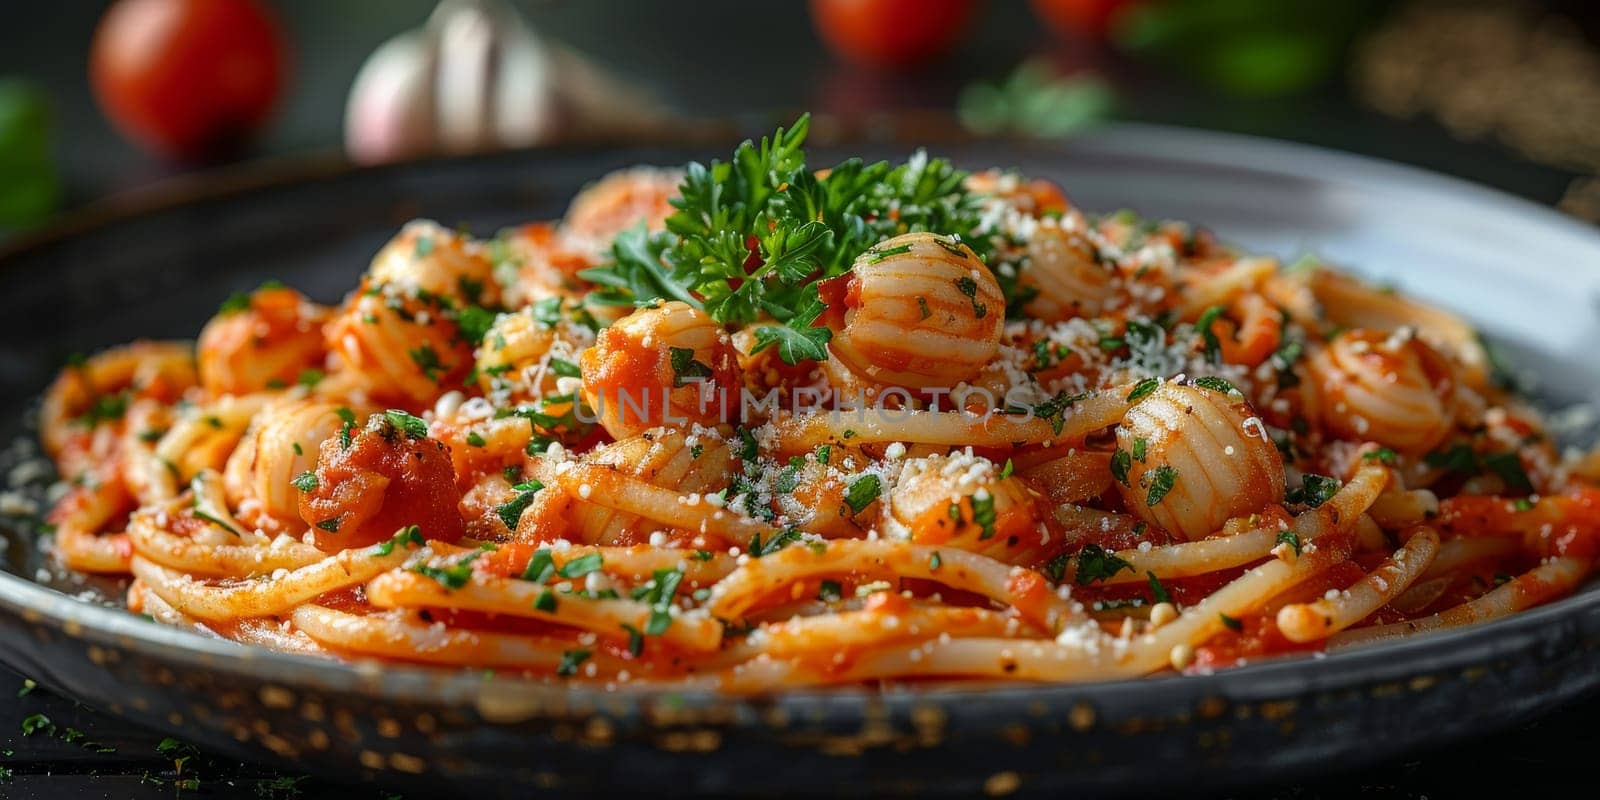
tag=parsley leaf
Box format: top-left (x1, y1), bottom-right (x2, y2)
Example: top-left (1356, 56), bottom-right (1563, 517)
top-left (639, 568), bottom-right (684, 635)
top-left (1483, 452), bottom-right (1534, 494)
top-left (1192, 376), bottom-right (1238, 395)
top-left (495, 480), bottom-right (545, 530)
top-left (970, 492), bottom-right (997, 539)
top-left (557, 552), bottom-right (604, 579)
top-left (1146, 571), bottom-right (1171, 604)
top-left (372, 525), bottom-right (424, 556)
top-left (748, 528), bottom-right (802, 557)
top-left (557, 648), bottom-right (591, 676)
top-left (669, 347), bottom-right (714, 386)
top-left (1127, 377), bottom-right (1160, 402)
top-left (290, 471), bottom-right (318, 492)
top-left (1110, 449), bottom-right (1132, 487)
top-left (454, 305), bottom-right (497, 347)
top-left (1144, 465), bottom-right (1177, 506)
top-left (1193, 305), bottom-right (1226, 363)
top-left (1044, 551), bottom-right (1071, 582)
top-left (411, 551), bottom-right (483, 589)
top-left (1287, 474), bottom-right (1339, 508)
top-left (384, 409), bottom-right (429, 439)
top-left (749, 283), bottom-right (832, 364)
top-left (1074, 543), bottom-right (1133, 585)
top-left (521, 549), bottom-right (557, 582)
top-left (1276, 530), bottom-right (1303, 556)
top-left (844, 474), bottom-right (881, 515)
top-left (1363, 447), bottom-right (1398, 465)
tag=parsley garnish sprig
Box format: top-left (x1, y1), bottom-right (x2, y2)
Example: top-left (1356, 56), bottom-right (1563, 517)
top-left (577, 115), bottom-right (991, 365)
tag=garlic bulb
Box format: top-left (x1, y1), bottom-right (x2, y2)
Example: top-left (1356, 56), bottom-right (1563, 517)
top-left (344, 0), bottom-right (666, 164)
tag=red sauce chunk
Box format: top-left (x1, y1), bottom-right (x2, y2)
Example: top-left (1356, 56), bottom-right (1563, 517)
top-left (298, 412), bottom-right (464, 551)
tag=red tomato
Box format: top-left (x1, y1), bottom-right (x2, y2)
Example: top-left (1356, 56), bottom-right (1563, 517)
top-left (90, 0), bottom-right (286, 160)
top-left (1029, 0), bottom-right (1142, 40)
top-left (810, 0), bottom-right (979, 70)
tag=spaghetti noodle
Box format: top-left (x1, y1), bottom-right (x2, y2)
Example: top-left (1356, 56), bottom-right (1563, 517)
top-left (34, 116), bottom-right (1600, 689)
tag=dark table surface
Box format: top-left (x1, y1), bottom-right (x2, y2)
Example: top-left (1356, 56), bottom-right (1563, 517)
top-left (4, 0), bottom-right (1600, 797)
top-left (0, 658), bottom-right (1594, 800)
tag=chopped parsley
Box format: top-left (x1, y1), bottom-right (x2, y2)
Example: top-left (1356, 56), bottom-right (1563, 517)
top-left (929, 551), bottom-right (943, 571)
top-left (335, 407), bottom-right (357, 449)
top-left (1287, 474), bottom-right (1339, 508)
top-left (192, 507), bottom-right (241, 538)
top-left (1147, 571), bottom-right (1171, 605)
top-left (1271, 337), bottom-right (1304, 389)
top-left (1363, 447), bottom-right (1398, 465)
top-left (1044, 551), bottom-right (1071, 582)
top-left (954, 276), bottom-right (988, 318)
top-left (818, 579), bottom-right (843, 602)
top-left (1144, 465), bottom-right (1178, 506)
top-left (866, 243), bottom-right (913, 263)
top-left (1031, 390), bottom-right (1089, 435)
top-left (384, 409), bottom-right (429, 439)
top-left (1194, 305), bottom-right (1225, 363)
top-left (1110, 449), bottom-right (1132, 487)
top-left (1074, 543), bottom-right (1133, 585)
top-left (1219, 612), bottom-right (1243, 631)
top-left (1424, 443), bottom-right (1478, 475)
top-left (844, 474), bottom-right (882, 515)
top-left (556, 552), bottom-right (604, 579)
top-left (290, 471), bottom-right (318, 492)
top-left (408, 345), bottom-right (446, 381)
top-left (315, 516), bottom-right (341, 533)
top-left (621, 623), bottom-right (644, 656)
top-left (970, 492), bottom-right (997, 539)
top-left (77, 392), bottom-right (129, 427)
top-left (411, 551), bottom-right (483, 589)
top-left (748, 528), bottom-right (802, 557)
top-left (465, 431), bottom-right (487, 447)
top-left (1276, 530), bottom-right (1303, 556)
top-left (495, 480), bottom-right (545, 529)
top-left (1192, 376), bottom-right (1238, 395)
top-left (20, 713), bottom-right (51, 736)
top-left (1127, 377), bottom-right (1160, 402)
top-left (669, 347), bottom-right (714, 386)
top-left (372, 525), bottom-right (424, 556)
top-left (1483, 452), bottom-right (1533, 494)
top-left (217, 291), bottom-right (253, 314)
top-left (1423, 444), bottom-right (1534, 495)
top-left (639, 568), bottom-right (684, 635)
top-left (521, 549), bottom-right (556, 582)
top-left (556, 648), bottom-right (590, 676)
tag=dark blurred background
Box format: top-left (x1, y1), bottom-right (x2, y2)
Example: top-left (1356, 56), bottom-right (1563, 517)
top-left (5, 0), bottom-right (1600, 237)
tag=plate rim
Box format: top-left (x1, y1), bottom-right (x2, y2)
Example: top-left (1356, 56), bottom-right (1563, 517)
top-left (3, 121), bottom-right (1599, 715)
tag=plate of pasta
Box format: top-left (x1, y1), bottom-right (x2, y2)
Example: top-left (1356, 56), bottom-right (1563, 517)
top-left (2, 116), bottom-right (1600, 796)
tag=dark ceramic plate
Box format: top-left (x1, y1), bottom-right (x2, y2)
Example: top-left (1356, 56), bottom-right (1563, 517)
top-left (2, 124), bottom-right (1600, 798)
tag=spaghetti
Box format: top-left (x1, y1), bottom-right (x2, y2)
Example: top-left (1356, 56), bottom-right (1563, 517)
top-left (35, 116), bottom-right (1600, 689)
